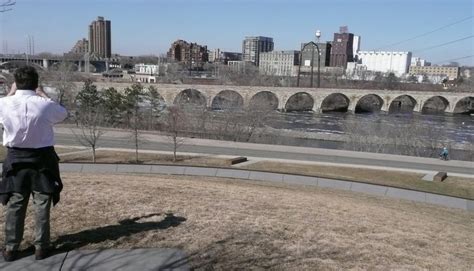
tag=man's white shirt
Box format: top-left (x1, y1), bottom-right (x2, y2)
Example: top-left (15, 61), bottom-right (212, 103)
top-left (0, 90), bottom-right (68, 148)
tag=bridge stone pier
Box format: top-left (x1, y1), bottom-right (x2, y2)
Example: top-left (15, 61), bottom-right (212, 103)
top-left (78, 82), bottom-right (473, 114)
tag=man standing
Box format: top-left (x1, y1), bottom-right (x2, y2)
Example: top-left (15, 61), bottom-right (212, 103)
top-left (0, 66), bottom-right (68, 261)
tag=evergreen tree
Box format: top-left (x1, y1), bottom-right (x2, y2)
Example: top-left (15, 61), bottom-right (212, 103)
top-left (101, 87), bottom-right (125, 127)
top-left (75, 79), bottom-right (102, 110)
top-left (145, 85), bottom-right (164, 129)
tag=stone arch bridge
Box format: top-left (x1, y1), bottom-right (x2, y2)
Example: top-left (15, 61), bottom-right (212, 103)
top-left (86, 82), bottom-right (473, 114)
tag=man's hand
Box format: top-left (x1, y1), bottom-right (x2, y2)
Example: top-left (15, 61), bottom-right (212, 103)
top-left (7, 82), bottom-right (17, 96)
top-left (36, 85), bottom-right (50, 99)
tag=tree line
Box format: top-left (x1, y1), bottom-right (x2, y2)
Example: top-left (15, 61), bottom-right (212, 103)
top-left (72, 80), bottom-right (274, 163)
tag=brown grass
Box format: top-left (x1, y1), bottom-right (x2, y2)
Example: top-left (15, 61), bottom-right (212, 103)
top-left (243, 161), bottom-right (474, 200)
top-left (0, 173), bottom-right (472, 270)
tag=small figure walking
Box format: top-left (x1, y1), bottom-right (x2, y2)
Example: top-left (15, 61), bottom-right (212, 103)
top-left (440, 147), bottom-right (449, 161)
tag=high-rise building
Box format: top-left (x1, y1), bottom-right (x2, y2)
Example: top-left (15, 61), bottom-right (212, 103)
top-left (167, 40), bottom-right (208, 65)
top-left (330, 32), bottom-right (354, 68)
top-left (242, 36), bottom-right (274, 66)
top-left (88, 16), bottom-right (112, 59)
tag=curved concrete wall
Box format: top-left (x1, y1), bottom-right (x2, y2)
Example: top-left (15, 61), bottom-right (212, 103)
top-left (58, 163), bottom-right (474, 211)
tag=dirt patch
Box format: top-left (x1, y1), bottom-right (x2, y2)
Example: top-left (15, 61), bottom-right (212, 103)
top-left (59, 149), bottom-right (231, 167)
top-left (0, 173), bottom-right (472, 270)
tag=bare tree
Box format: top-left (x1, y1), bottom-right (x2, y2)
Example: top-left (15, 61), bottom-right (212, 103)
top-left (43, 59), bottom-right (78, 107)
top-left (160, 62), bottom-right (186, 84)
top-left (72, 109), bottom-right (106, 163)
top-left (200, 98), bottom-right (274, 143)
top-left (384, 72), bottom-right (400, 90)
top-left (124, 83), bottom-right (146, 163)
top-left (342, 116), bottom-right (448, 157)
top-left (73, 80), bottom-right (106, 162)
top-left (161, 105), bottom-right (186, 162)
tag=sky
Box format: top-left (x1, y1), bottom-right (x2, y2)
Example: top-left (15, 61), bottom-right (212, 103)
top-left (1, 0), bottom-right (473, 65)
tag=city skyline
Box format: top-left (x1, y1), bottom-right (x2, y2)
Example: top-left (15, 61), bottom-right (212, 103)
top-left (0, 0), bottom-right (473, 65)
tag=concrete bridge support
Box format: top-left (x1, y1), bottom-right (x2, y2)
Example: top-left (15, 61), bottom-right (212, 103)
top-left (413, 101), bottom-right (423, 113)
top-left (276, 95), bottom-right (286, 112)
top-left (348, 99), bottom-right (359, 112)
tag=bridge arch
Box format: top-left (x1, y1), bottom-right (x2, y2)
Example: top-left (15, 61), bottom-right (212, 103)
top-left (284, 92), bottom-right (314, 112)
top-left (389, 95), bottom-right (417, 114)
top-left (173, 89), bottom-right (207, 109)
top-left (421, 96), bottom-right (449, 114)
top-left (453, 96), bottom-right (474, 114)
top-left (211, 90), bottom-right (244, 111)
top-left (320, 93), bottom-right (350, 113)
top-left (248, 91), bottom-right (279, 111)
top-left (354, 94), bottom-right (384, 113)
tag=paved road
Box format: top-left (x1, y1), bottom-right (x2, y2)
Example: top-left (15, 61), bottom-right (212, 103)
top-left (54, 132), bottom-right (474, 175)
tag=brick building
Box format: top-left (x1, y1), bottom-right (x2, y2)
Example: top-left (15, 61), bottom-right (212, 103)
top-left (330, 32), bottom-right (354, 68)
top-left (167, 40), bottom-right (208, 65)
top-left (89, 16), bottom-right (112, 59)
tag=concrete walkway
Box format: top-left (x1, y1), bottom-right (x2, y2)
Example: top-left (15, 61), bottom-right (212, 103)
top-left (0, 248), bottom-right (189, 270)
top-left (53, 126), bottom-right (474, 175)
top-left (56, 162), bottom-right (474, 211)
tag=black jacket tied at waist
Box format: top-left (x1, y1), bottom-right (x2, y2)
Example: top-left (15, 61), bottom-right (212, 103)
top-left (0, 146), bottom-right (63, 206)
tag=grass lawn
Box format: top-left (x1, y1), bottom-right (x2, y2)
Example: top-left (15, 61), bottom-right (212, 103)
top-left (242, 161), bottom-right (474, 200)
top-left (0, 173), bottom-right (472, 270)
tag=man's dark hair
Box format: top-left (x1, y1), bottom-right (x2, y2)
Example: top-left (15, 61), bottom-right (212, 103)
top-left (14, 66), bottom-right (39, 90)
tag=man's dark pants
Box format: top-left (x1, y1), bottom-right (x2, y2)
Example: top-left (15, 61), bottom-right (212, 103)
top-left (5, 188), bottom-right (52, 251)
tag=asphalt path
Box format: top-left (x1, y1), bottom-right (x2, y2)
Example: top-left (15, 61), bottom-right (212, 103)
top-left (55, 134), bottom-right (474, 175)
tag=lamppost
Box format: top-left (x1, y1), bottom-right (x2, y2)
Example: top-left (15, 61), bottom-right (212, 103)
top-left (315, 30), bottom-right (321, 88)
top-left (297, 30), bottom-right (322, 88)
top-left (1, 1), bottom-right (16, 55)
